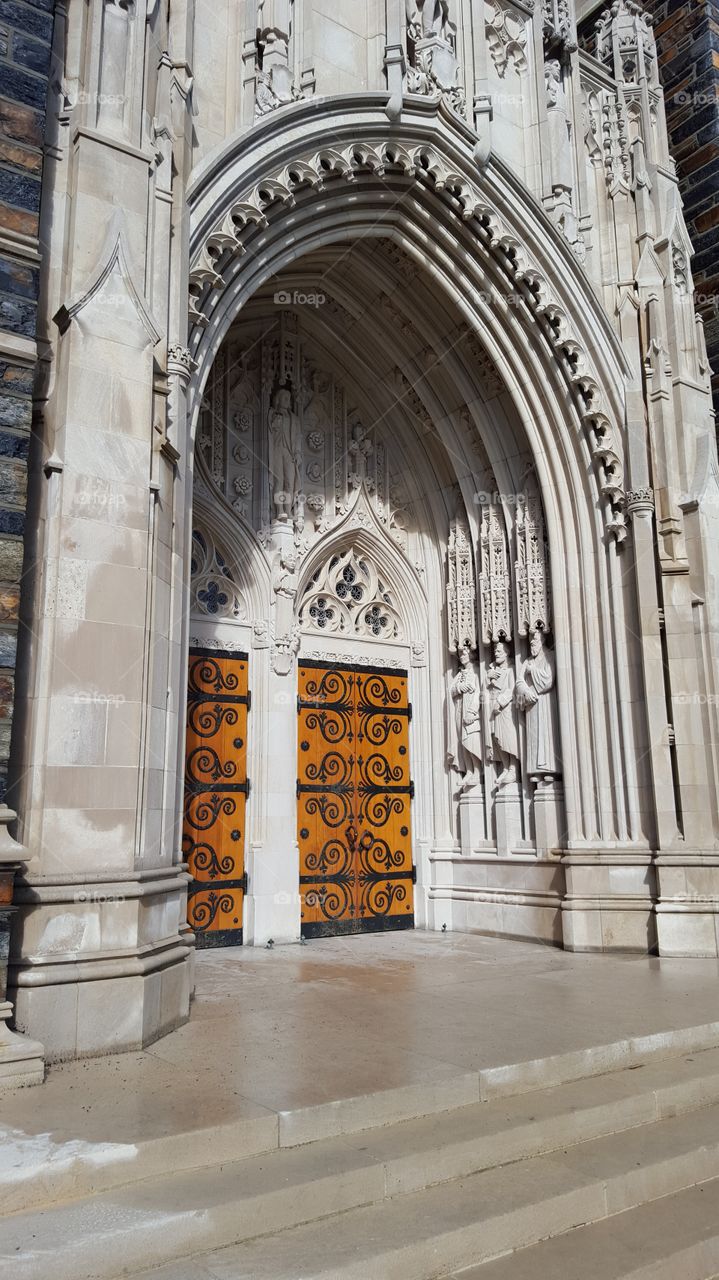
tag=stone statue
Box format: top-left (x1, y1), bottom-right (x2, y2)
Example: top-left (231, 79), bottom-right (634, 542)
top-left (268, 384), bottom-right (302, 520)
top-left (482, 640), bottom-right (519, 788)
top-left (272, 546), bottom-right (298, 657)
top-left (515, 629), bottom-right (561, 778)
top-left (272, 546), bottom-right (298, 601)
top-left (545, 60), bottom-right (573, 195)
top-left (349, 422), bottom-right (374, 481)
top-left (407, 0), bottom-right (453, 42)
top-left (448, 645), bottom-right (484, 789)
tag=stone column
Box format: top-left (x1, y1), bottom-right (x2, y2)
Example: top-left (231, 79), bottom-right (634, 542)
top-left (245, 648), bottom-right (301, 945)
top-left (7, 0), bottom-right (192, 1060)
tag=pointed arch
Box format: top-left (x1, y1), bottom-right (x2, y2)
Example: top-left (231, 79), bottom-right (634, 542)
top-left (183, 92), bottom-right (656, 853)
top-left (295, 486), bottom-right (428, 645)
top-left (192, 494), bottom-right (271, 624)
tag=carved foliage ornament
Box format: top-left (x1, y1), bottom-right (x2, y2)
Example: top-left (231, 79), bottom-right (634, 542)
top-left (189, 135), bottom-right (627, 539)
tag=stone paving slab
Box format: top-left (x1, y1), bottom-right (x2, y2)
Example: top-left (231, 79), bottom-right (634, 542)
top-left (0, 932), bottom-right (717, 1184)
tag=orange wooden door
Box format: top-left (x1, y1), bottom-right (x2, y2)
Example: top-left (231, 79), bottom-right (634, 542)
top-left (183, 648), bottom-right (250, 948)
top-left (297, 661), bottom-right (414, 938)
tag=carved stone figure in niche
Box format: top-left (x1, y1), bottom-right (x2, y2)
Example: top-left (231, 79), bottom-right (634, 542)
top-left (515, 629), bottom-right (561, 778)
top-left (545, 60), bottom-right (573, 195)
top-left (272, 546), bottom-right (298, 600)
top-left (255, 71), bottom-right (280, 117)
top-left (272, 546), bottom-right (298, 651)
top-left (407, 0), bottom-right (453, 42)
top-left (406, 0), bottom-right (464, 113)
top-left (256, 0), bottom-right (301, 115)
top-left (303, 369), bottom-right (329, 430)
top-left (482, 641), bottom-right (519, 789)
top-left (268, 384), bottom-right (302, 521)
top-left (448, 645), bottom-right (484, 790)
top-left (349, 422), bottom-right (374, 481)
top-left (293, 504), bottom-right (310, 557)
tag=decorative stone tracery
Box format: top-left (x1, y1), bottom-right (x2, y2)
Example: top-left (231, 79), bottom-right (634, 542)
top-left (447, 517), bottom-right (477, 653)
top-left (485, 1), bottom-right (528, 78)
top-left (191, 527), bottom-right (248, 621)
top-left (197, 316), bottom-right (416, 567)
top-left (479, 502), bottom-right (511, 643)
top-left (299, 548), bottom-right (404, 641)
top-left (515, 491), bottom-right (551, 635)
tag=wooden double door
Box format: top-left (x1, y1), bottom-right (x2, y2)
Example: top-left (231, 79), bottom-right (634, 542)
top-left (297, 661), bottom-right (415, 938)
top-left (182, 647), bottom-right (250, 948)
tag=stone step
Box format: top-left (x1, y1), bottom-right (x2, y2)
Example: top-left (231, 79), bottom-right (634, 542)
top-left (4, 1071), bottom-right (719, 1279)
top-left (450, 1177), bottom-right (719, 1280)
top-left (101, 1105), bottom-right (719, 1280)
top-left (5, 1023), bottom-right (719, 1215)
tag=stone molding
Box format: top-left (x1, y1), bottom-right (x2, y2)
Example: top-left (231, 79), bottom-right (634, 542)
top-left (627, 487), bottom-right (655, 514)
top-left (187, 96), bottom-right (628, 539)
top-left (167, 344), bottom-right (196, 382)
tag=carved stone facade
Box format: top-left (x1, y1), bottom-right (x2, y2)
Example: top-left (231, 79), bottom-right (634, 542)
top-left (3, 0), bottom-right (718, 1073)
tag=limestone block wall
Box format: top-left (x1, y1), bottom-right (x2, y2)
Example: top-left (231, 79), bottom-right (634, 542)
top-left (0, 0), bottom-right (54, 798)
top-left (646, 0), bottom-right (719, 419)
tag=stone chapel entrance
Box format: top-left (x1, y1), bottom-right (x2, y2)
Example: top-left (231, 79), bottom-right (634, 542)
top-left (297, 660), bottom-right (415, 938)
top-left (182, 211), bottom-right (594, 952)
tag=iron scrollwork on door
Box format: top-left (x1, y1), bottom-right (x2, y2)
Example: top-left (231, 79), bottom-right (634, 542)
top-left (297, 660), bottom-right (415, 938)
top-left (183, 647), bottom-right (250, 948)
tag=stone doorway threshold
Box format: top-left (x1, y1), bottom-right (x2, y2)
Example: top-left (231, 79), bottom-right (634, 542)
top-left (1, 931), bottom-right (718, 1213)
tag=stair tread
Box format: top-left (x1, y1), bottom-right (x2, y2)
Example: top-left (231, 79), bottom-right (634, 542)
top-left (452, 1177), bottom-right (719, 1279)
top-left (99, 1127), bottom-right (719, 1280)
top-left (5, 1034), bottom-right (719, 1220)
top-left (340, 1045), bottom-right (719, 1164)
top-left (4, 1048), bottom-right (719, 1225)
top-left (6, 1098), bottom-right (719, 1280)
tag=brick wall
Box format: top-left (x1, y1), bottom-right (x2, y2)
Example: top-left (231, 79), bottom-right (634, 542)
top-left (647, 0), bottom-right (719, 417)
top-left (0, 0), bottom-right (54, 797)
